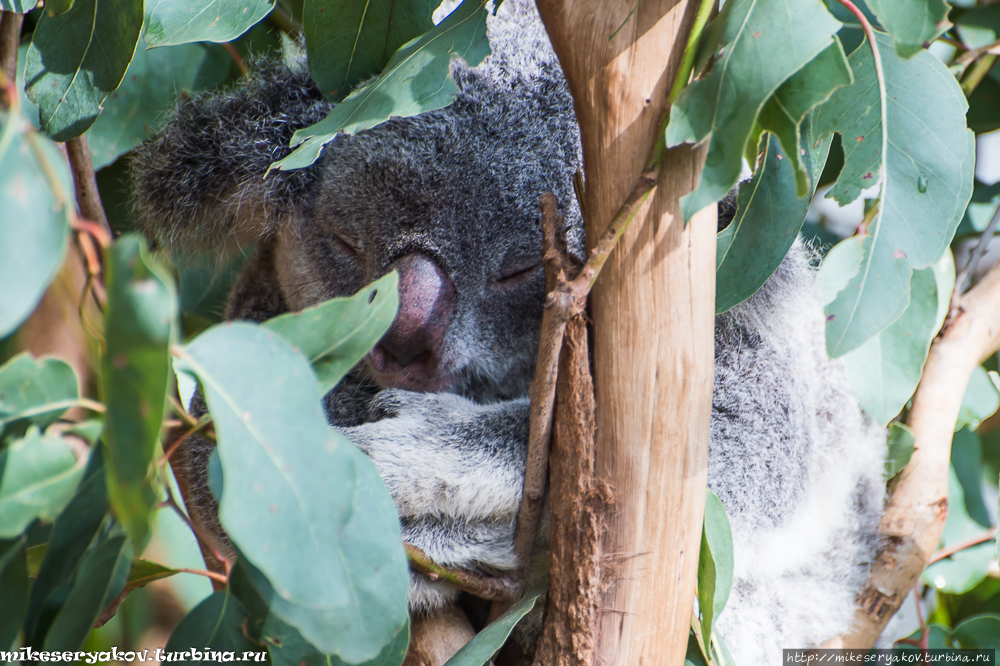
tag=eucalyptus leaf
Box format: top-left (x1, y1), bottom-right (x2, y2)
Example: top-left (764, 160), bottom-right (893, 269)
top-left (0, 0), bottom-right (38, 11)
top-left (956, 365), bottom-right (1000, 432)
top-left (815, 235), bottom-right (865, 306)
top-left (0, 427), bottom-right (85, 538)
top-left (952, 428), bottom-right (991, 529)
top-left (666, 0), bottom-right (842, 221)
top-left (173, 324), bottom-right (408, 660)
top-left (443, 589), bottom-right (543, 666)
top-left (102, 236), bottom-right (177, 548)
top-left (305, 0), bottom-right (435, 100)
top-left (86, 38), bottom-right (233, 170)
top-left (840, 266), bottom-right (939, 426)
top-left (716, 129), bottom-right (831, 314)
top-left (922, 471), bottom-right (994, 595)
top-left (145, 0), bottom-right (275, 48)
top-left (756, 39), bottom-right (852, 196)
top-left (952, 614), bottom-right (1000, 650)
top-left (42, 519), bottom-right (132, 651)
top-left (697, 490), bottom-right (734, 642)
top-left (0, 354), bottom-right (79, 441)
top-left (271, 0), bottom-right (493, 172)
top-left (0, 537), bottom-right (29, 651)
top-left (23, 0), bottom-right (143, 141)
top-left (865, 0), bottom-right (949, 58)
top-left (263, 272), bottom-right (399, 395)
top-left (0, 113), bottom-right (73, 338)
top-left (884, 422), bottom-right (914, 479)
top-left (812, 34), bottom-right (976, 357)
top-left (164, 590), bottom-right (256, 663)
top-left (23, 446), bottom-right (106, 644)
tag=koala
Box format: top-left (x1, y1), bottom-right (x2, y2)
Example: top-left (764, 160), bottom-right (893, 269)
top-left (131, 0), bottom-right (886, 662)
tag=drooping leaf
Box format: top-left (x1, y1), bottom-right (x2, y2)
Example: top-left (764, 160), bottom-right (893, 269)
top-left (956, 366), bottom-right (1000, 432)
top-left (102, 236), bottom-right (177, 548)
top-left (271, 0), bottom-right (493, 172)
top-left (696, 490), bottom-right (734, 643)
top-left (952, 614), bottom-right (1000, 650)
top-left (263, 272), bottom-right (399, 394)
top-left (305, 0), bottom-right (435, 100)
top-left (23, 0), bottom-right (143, 141)
top-left (815, 235), bottom-right (865, 305)
top-left (0, 113), bottom-right (73, 338)
top-left (865, 0), bottom-right (950, 58)
top-left (922, 471), bottom-right (994, 595)
top-left (86, 38), bottom-right (233, 170)
top-left (231, 561), bottom-right (409, 666)
top-left (840, 266), bottom-right (939, 426)
top-left (665, 0), bottom-right (842, 221)
top-left (173, 324), bottom-right (408, 660)
top-left (0, 354), bottom-right (79, 441)
top-left (0, 537), bottom-right (29, 651)
top-left (952, 428), bottom-right (991, 529)
top-left (0, 427), bottom-right (85, 538)
top-left (715, 129), bottom-right (832, 314)
top-left (956, 4), bottom-right (1000, 49)
top-left (756, 39), bottom-right (853, 196)
top-left (443, 590), bottom-right (543, 666)
top-left (23, 446), bottom-right (106, 643)
top-left (812, 34), bottom-right (976, 357)
top-left (145, 0), bottom-right (275, 48)
top-left (42, 519), bottom-right (132, 651)
top-left (884, 422), bottom-right (915, 479)
top-left (164, 590), bottom-right (257, 663)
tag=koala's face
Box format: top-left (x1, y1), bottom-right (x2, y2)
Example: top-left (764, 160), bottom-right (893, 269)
top-left (273, 79), bottom-right (582, 401)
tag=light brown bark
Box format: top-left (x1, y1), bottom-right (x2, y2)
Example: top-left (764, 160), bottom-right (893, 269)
top-left (403, 606), bottom-right (479, 666)
top-left (535, 1), bottom-right (716, 663)
top-left (840, 262), bottom-right (1000, 646)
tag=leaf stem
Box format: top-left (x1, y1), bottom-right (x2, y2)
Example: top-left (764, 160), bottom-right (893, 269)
top-left (0, 11), bottom-right (23, 110)
top-left (950, 200), bottom-right (1000, 316)
top-left (961, 53), bottom-right (997, 97)
top-left (405, 543), bottom-right (517, 601)
top-left (668, 0), bottom-right (715, 105)
top-left (222, 43), bottom-right (248, 76)
top-left (927, 527), bottom-right (997, 564)
top-left (177, 567), bottom-right (228, 584)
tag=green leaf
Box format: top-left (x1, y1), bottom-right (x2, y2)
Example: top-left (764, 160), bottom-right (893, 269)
top-left (175, 250), bottom-right (252, 326)
top-left (44, 0), bottom-right (76, 15)
top-left (957, 181), bottom-right (1000, 238)
top-left (956, 4), bottom-right (1000, 49)
top-left (0, 354), bottom-right (79, 441)
top-left (697, 490), bottom-right (734, 643)
top-left (23, 0), bottom-right (143, 141)
top-left (968, 64), bottom-right (1000, 134)
top-left (231, 562), bottom-right (409, 666)
top-left (305, 0), bottom-right (435, 100)
top-left (812, 34), bottom-right (976, 357)
top-left (263, 272), bottom-right (399, 394)
top-left (884, 422), bottom-right (914, 479)
top-left (956, 365), bottom-right (1000, 432)
top-left (443, 590), bottom-right (543, 666)
top-left (922, 471), bottom-right (994, 595)
top-left (866, 0), bottom-right (949, 58)
top-left (895, 624), bottom-right (951, 650)
top-left (815, 235), bottom-right (865, 306)
top-left (23, 446), bottom-right (107, 643)
top-left (126, 558), bottom-right (178, 589)
top-left (0, 427), bottom-right (85, 538)
top-left (164, 590), bottom-right (256, 663)
top-left (0, 113), bottom-right (73, 338)
top-left (145, 0), bottom-right (275, 48)
top-left (102, 236), bottom-right (177, 548)
top-left (952, 614), bottom-right (1000, 649)
top-left (756, 39), bottom-right (853, 196)
top-left (840, 266), bottom-right (939, 426)
top-left (271, 0), bottom-right (493, 172)
top-left (0, 0), bottom-right (38, 11)
top-left (665, 0), bottom-right (842, 221)
top-left (86, 37), bottom-right (233, 170)
top-left (0, 537), bottom-right (29, 651)
top-left (173, 324), bottom-right (408, 660)
top-left (61, 419), bottom-right (104, 446)
top-left (42, 518), bottom-right (132, 651)
top-left (715, 129), bottom-right (832, 314)
top-left (26, 543), bottom-right (47, 577)
top-left (952, 428), bottom-right (991, 529)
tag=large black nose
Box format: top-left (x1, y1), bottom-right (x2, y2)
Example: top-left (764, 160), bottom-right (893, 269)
top-left (367, 253), bottom-right (455, 390)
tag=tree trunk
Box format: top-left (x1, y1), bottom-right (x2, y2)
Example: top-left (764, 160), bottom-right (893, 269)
top-left (535, 1), bottom-right (716, 663)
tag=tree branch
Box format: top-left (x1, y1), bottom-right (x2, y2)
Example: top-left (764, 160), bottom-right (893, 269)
top-left (65, 136), bottom-right (112, 236)
top-left (0, 11), bottom-right (23, 110)
top-left (404, 543), bottom-right (518, 602)
top-left (840, 259), bottom-right (1000, 647)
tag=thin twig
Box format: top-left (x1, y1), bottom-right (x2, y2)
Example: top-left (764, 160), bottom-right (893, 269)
top-left (158, 415), bottom-right (212, 467)
top-left (177, 567), bottom-right (229, 584)
top-left (912, 582), bottom-right (929, 655)
top-left (954, 38), bottom-right (1000, 69)
top-left (169, 394), bottom-right (200, 429)
top-left (161, 478), bottom-right (232, 575)
top-left (404, 543), bottom-right (517, 601)
top-left (222, 43), bottom-right (249, 76)
top-left (950, 200), bottom-right (1000, 316)
top-left (0, 11), bottom-right (23, 110)
top-left (961, 54), bottom-right (997, 97)
top-left (65, 137), bottom-right (111, 237)
top-left (927, 527), bottom-right (997, 564)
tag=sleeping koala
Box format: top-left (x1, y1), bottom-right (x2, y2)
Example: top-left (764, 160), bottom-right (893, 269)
top-left (131, 0), bottom-right (886, 662)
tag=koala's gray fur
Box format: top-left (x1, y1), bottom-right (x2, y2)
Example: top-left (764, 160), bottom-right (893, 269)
top-left (131, 1), bottom-right (886, 661)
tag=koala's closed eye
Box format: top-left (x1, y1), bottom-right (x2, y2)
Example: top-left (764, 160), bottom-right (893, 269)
top-left (492, 262), bottom-right (541, 288)
top-left (324, 233), bottom-right (362, 260)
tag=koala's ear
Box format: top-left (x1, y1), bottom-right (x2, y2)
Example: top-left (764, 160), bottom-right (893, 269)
top-left (130, 60), bottom-right (332, 253)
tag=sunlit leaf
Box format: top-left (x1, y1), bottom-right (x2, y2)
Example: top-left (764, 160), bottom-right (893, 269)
top-left (866, 0), bottom-right (949, 58)
top-left (443, 589), bottom-right (543, 666)
top-left (956, 4), bottom-right (1000, 49)
top-left (0, 354), bottom-right (79, 441)
top-left (145, 0), bottom-right (275, 48)
top-left (696, 490), bottom-right (733, 643)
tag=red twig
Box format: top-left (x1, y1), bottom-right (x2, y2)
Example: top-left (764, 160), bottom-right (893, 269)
top-left (927, 527), bottom-right (997, 565)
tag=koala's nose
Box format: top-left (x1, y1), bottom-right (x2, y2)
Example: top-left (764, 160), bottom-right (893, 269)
top-left (370, 253), bottom-right (454, 386)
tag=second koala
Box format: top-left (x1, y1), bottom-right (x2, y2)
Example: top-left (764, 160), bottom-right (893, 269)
top-left (132, 1), bottom-right (886, 661)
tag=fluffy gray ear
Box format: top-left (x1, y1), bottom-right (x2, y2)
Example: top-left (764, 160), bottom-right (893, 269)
top-left (130, 59), bottom-right (332, 253)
